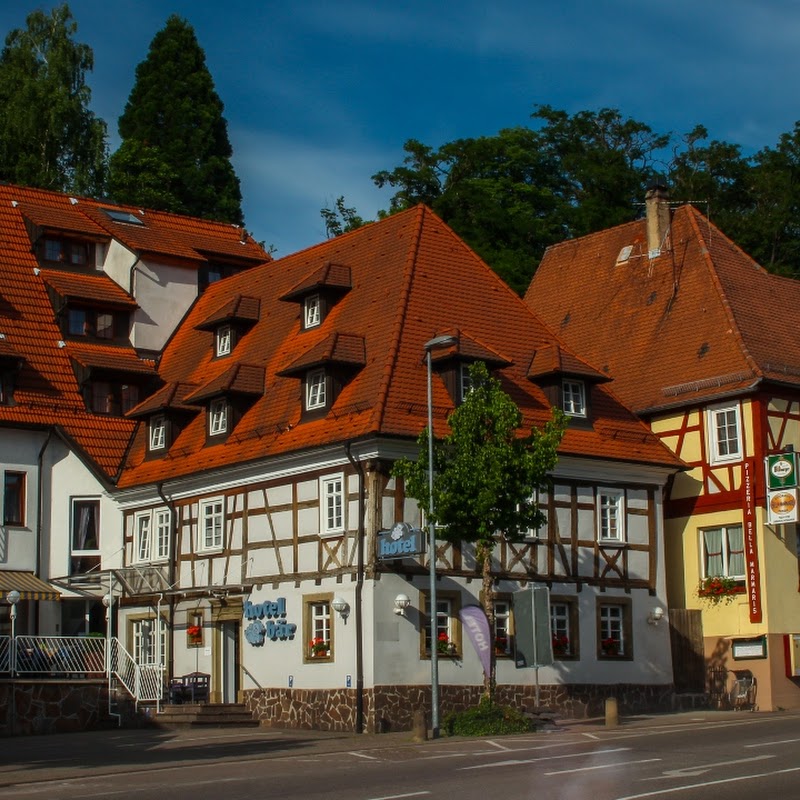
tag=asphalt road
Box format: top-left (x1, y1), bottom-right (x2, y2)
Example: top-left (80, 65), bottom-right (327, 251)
top-left (2, 710), bottom-right (799, 800)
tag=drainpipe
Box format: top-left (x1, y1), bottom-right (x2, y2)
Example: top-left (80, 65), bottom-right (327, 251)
top-left (35, 430), bottom-right (54, 634)
top-left (157, 483), bottom-right (177, 687)
top-left (345, 442), bottom-right (366, 734)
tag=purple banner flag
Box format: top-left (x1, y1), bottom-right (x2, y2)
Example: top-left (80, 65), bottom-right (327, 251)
top-left (459, 604), bottom-right (492, 679)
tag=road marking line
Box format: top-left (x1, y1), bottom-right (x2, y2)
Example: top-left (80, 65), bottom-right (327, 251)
top-left (546, 758), bottom-right (662, 776)
top-left (484, 740), bottom-right (512, 751)
top-left (349, 751), bottom-right (381, 760)
top-left (645, 754), bottom-right (773, 779)
top-left (366, 793), bottom-right (430, 800)
top-left (582, 733), bottom-right (600, 740)
top-left (460, 747), bottom-right (631, 770)
top-left (745, 737), bottom-right (800, 747)
top-left (616, 765), bottom-right (800, 800)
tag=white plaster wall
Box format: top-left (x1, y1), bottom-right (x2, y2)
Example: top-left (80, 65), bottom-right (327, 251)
top-left (0, 428), bottom-right (45, 571)
top-left (98, 238), bottom-right (200, 352)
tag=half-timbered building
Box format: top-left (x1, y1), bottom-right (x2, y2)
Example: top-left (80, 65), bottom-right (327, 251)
top-left (526, 186), bottom-right (800, 711)
top-left (116, 205), bottom-right (682, 731)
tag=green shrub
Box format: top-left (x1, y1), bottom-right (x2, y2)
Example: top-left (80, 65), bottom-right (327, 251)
top-left (443, 697), bottom-right (534, 737)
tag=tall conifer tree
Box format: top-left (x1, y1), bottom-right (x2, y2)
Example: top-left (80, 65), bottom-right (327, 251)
top-left (0, 4), bottom-right (107, 195)
top-left (108, 15), bottom-right (243, 224)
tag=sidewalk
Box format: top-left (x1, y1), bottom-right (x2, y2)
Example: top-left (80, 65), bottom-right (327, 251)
top-left (0, 709), bottom-right (782, 789)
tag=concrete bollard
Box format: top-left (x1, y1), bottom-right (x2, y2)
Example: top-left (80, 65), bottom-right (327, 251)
top-left (605, 697), bottom-right (619, 728)
top-left (412, 708), bottom-right (428, 742)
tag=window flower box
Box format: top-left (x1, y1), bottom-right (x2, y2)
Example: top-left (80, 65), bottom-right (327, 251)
top-left (698, 576), bottom-right (745, 606)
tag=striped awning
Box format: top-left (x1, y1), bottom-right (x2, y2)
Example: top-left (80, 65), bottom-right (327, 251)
top-left (0, 571), bottom-right (61, 601)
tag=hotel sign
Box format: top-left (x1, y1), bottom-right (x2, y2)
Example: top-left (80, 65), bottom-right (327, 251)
top-left (377, 522), bottom-right (425, 560)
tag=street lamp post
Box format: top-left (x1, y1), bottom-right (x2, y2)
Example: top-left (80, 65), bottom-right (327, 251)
top-left (7, 589), bottom-right (20, 678)
top-left (424, 334), bottom-right (457, 738)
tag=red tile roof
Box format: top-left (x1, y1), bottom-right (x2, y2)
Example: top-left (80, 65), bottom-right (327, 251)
top-left (119, 206), bottom-right (681, 488)
top-left (40, 269), bottom-right (139, 309)
top-left (525, 205), bottom-right (800, 414)
top-left (0, 183), bottom-right (270, 481)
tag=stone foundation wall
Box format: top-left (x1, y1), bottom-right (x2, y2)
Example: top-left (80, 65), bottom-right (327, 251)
top-left (0, 679), bottom-right (136, 736)
top-left (243, 682), bottom-right (677, 733)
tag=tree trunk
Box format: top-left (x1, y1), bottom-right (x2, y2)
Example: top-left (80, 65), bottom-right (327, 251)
top-left (477, 539), bottom-right (496, 701)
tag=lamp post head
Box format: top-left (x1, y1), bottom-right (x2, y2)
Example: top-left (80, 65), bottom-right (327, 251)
top-left (424, 334), bottom-right (458, 352)
top-left (6, 590), bottom-right (20, 606)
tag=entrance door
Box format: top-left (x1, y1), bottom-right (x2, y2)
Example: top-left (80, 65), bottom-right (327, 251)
top-left (220, 620), bottom-right (239, 703)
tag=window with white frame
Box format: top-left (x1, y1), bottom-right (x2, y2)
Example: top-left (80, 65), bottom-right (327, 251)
top-left (460, 363), bottom-right (474, 401)
top-left (320, 475), bottom-right (344, 534)
top-left (424, 596), bottom-right (458, 656)
top-left (134, 508), bottom-right (171, 562)
top-left (598, 602), bottom-right (629, 658)
top-left (132, 617), bottom-right (167, 666)
top-left (550, 600), bottom-right (574, 658)
top-left (306, 369), bottom-right (327, 410)
top-left (209, 398), bottom-right (228, 436)
top-left (305, 597), bottom-right (332, 659)
top-left (562, 379), bottom-right (586, 417)
top-left (701, 524), bottom-right (745, 580)
top-left (707, 403), bottom-right (742, 463)
top-left (304, 294), bottom-right (321, 329)
top-left (598, 488), bottom-right (625, 542)
top-left (493, 599), bottom-right (512, 655)
top-left (149, 415), bottom-right (166, 451)
top-left (71, 498), bottom-right (100, 574)
top-left (199, 497), bottom-right (224, 550)
top-left (216, 325), bottom-right (232, 357)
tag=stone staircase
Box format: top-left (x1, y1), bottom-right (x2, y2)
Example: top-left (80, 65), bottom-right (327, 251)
top-left (150, 703), bottom-right (260, 729)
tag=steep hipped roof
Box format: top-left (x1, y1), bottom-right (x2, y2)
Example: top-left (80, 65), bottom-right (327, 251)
top-left (119, 205), bottom-right (680, 488)
top-left (525, 205), bottom-right (800, 415)
top-left (0, 183), bottom-right (268, 481)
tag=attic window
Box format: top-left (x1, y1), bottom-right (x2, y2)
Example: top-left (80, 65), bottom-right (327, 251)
top-left (562, 379), bottom-right (586, 417)
top-left (103, 209), bottom-right (144, 226)
top-left (41, 237), bottom-right (91, 266)
top-left (149, 415), bottom-right (167, 451)
top-left (209, 398), bottom-right (228, 436)
top-left (304, 294), bottom-right (322, 329)
top-left (216, 325), bottom-right (232, 357)
top-left (616, 245), bottom-right (633, 264)
top-left (306, 369), bottom-right (327, 410)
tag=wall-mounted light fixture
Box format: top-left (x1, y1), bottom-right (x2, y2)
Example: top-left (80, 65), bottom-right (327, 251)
top-left (647, 606), bottom-right (664, 626)
top-left (332, 596), bottom-right (350, 622)
top-left (394, 593), bottom-right (411, 616)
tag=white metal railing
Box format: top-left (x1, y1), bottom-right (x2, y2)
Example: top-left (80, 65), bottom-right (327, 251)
top-left (0, 635), bottom-right (9, 673)
top-left (1, 634), bottom-right (163, 706)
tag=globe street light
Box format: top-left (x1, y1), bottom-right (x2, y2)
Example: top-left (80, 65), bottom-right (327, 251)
top-left (7, 589), bottom-right (20, 677)
top-left (424, 334), bottom-right (457, 738)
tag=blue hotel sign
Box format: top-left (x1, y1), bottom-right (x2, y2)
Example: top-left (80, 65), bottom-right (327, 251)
top-left (377, 522), bottom-right (425, 560)
top-left (243, 597), bottom-right (296, 647)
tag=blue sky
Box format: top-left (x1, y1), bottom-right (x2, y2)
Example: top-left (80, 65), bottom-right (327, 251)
top-left (2, 1), bottom-right (799, 256)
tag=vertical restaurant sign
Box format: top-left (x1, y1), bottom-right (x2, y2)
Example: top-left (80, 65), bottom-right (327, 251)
top-left (743, 459), bottom-right (762, 623)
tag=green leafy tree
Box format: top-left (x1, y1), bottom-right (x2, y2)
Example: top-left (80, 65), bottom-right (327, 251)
top-left (108, 15), bottom-right (243, 224)
top-left (393, 362), bottom-right (566, 697)
top-left (373, 108), bottom-right (667, 293)
top-left (320, 196), bottom-right (366, 238)
top-left (0, 3), bottom-right (107, 195)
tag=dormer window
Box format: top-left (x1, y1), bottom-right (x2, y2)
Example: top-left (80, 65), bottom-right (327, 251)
top-left (460, 363), bottom-right (474, 401)
top-left (41, 236), bottom-right (91, 266)
top-left (306, 369), bottom-right (327, 410)
top-left (304, 294), bottom-right (322, 329)
top-left (67, 308), bottom-right (119, 340)
top-left (149, 415), bottom-right (167, 451)
top-left (216, 325), bottom-right (232, 357)
top-left (209, 398), bottom-right (228, 436)
top-left (562, 379), bottom-right (586, 417)
top-left (89, 381), bottom-right (139, 415)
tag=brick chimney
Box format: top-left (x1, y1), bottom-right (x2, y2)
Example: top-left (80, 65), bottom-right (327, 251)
top-left (645, 185), bottom-right (670, 257)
